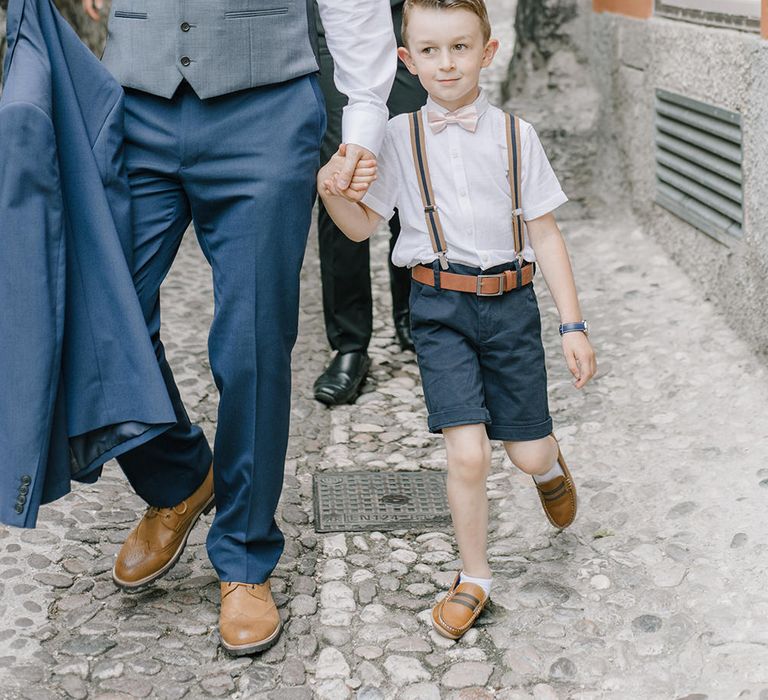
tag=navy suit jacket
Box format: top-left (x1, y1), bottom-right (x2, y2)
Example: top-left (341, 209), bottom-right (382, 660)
top-left (0, 0), bottom-right (175, 527)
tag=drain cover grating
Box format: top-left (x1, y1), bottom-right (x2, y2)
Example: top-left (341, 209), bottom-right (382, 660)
top-left (313, 471), bottom-right (450, 533)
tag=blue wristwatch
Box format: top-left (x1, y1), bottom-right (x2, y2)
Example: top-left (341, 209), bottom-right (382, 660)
top-left (559, 320), bottom-right (589, 336)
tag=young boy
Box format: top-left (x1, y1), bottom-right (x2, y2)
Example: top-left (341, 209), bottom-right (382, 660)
top-left (317, 0), bottom-right (597, 639)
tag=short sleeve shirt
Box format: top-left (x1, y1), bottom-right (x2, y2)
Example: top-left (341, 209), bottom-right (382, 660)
top-left (362, 89), bottom-right (567, 270)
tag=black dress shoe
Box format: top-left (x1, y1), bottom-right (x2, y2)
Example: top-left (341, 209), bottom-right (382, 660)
top-left (313, 351), bottom-right (371, 406)
top-left (394, 312), bottom-right (415, 352)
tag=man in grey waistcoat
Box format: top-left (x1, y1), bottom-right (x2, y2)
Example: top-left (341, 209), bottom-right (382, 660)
top-left (82, 0), bottom-right (395, 655)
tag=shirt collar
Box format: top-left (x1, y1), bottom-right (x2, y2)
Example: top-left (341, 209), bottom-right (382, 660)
top-left (425, 88), bottom-right (489, 119)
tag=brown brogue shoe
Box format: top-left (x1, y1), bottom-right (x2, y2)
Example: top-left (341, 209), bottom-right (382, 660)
top-left (219, 581), bottom-right (282, 656)
top-left (534, 447), bottom-right (577, 529)
top-left (112, 465), bottom-right (215, 590)
top-left (431, 574), bottom-right (488, 640)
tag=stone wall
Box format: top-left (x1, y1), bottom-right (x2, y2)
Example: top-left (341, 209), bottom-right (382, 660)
top-left (54, 0), bottom-right (108, 54)
top-left (0, 2), bottom-right (7, 78)
top-left (505, 0), bottom-right (768, 360)
top-left (502, 0), bottom-right (603, 218)
top-left (588, 14), bottom-right (768, 360)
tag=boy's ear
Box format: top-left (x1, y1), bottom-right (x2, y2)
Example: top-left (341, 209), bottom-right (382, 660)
top-left (481, 38), bottom-right (500, 68)
top-left (397, 46), bottom-right (418, 75)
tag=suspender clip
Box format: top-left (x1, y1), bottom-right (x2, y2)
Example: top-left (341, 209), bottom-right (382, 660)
top-left (437, 252), bottom-right (449, 271)
top-left (424, 204), bottom-right (438, 214)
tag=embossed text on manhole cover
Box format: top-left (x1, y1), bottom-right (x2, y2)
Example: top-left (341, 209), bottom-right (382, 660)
top-left (313, 471), bottom-right (450, 533)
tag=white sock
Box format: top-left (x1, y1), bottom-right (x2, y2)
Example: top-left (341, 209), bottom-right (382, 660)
top-left (459, 571), bottom-right (492, 597)
top-left (532, 459), bottom-right (564, 484)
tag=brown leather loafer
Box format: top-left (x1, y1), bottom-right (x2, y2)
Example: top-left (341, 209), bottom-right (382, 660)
top-left (534, 447), bottom-right (577, 529)
top-left (431, 574), bottom-right (488, 640)
top-left (219, 581), bottom-right (283, 655)
top-left (112, 465), bottom-right (215, 590)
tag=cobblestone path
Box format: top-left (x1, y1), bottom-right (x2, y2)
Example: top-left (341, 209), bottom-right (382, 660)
top-left (2, 3), bottom-right (768, 697)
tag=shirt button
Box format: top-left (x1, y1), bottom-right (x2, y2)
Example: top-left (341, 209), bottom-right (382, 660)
top-left (180, 22), bottom-right (191, 31)
top-left (180, 56), bottom-right (191, 67)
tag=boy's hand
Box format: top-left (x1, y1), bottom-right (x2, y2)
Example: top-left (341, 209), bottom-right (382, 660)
top-left (320, 145), bottom-right (377, 203)
top-left (82, 0), bottom-right (103, 21)
top-left (336, 143), bottom-right (375, 191)
top-left (562, 332), bottom-right (596, 389)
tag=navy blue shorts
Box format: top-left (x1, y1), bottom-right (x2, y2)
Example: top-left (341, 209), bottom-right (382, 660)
top-left (409, 261), bottom-right (552, 442)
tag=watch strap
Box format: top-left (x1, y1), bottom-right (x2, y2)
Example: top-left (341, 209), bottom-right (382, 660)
top-left (559, 321), bottom-right (588, 336)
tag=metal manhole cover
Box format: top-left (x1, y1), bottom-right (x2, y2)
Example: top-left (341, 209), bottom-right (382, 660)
top-left (313, 471), bottom-right (449, 533)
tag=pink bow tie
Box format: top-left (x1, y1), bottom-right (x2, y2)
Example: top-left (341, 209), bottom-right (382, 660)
top-left (427, 105), bottom-right (479, 134)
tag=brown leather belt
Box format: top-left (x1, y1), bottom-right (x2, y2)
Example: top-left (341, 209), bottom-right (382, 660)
top-left (411, 263), bottom-right (534, 297)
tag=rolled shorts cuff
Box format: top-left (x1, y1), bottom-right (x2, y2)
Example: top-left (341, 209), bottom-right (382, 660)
top-left (486, 416), bottom-right (553, 442)
top-left (427, 407), bottom-right (491, 434)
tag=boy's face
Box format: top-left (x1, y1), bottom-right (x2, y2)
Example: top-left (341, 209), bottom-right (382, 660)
top-left (398, 7), bottom-right (499, 112)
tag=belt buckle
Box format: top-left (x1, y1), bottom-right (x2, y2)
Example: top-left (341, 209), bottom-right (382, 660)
top-left (476, 273), bottom-right (505, 297)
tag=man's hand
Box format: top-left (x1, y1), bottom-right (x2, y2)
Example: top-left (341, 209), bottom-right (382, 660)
top-left (562, 332), bottom-right (597, 389)
top-left (320, 144), bottom-right (377, 203)
top-left (82, 0), bottom-right (103, 22)
top-left (335, 143), bottom-right (377, 192)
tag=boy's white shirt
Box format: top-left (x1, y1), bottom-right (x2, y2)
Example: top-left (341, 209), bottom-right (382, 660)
top-left (318, 0), bottom-right (396, 156)
top-left (362, 89), bottom-right (568, 269)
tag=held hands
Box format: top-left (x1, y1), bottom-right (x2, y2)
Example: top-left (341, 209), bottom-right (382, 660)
top-left (562, 332), bottom-right (597, 389)
top-left (319, 144), bottom-right (377, 203)
top-left (82, 0), bottom-right (103, 21)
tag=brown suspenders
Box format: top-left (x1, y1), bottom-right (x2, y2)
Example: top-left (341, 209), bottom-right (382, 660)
top-left (504, 112), bottom-right (525, 258)
top-left (409, 111), bottom-right (450, 270)
top-left (408, 110), bottom-right (526, 269)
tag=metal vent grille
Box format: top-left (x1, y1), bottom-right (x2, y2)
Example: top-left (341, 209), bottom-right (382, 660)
top-left (313, 471), bottom-right (449, 533)
top-left (654, 89), bottom-right (743, 243)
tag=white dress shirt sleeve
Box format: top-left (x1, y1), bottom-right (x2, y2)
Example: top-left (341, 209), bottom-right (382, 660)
top-left (520, 123), bottom-right (568, 221)
top-left (317, 0), bottom-right (397, 156)
top-left (361, 127), bottom-right (399, 221)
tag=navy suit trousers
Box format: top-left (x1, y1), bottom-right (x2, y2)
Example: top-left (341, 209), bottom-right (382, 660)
top-left (116, 76), bottom-right (325, 583)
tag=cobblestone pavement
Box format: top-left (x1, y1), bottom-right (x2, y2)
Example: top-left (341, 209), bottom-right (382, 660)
top-left (3, 4), bottom-right (768, 699)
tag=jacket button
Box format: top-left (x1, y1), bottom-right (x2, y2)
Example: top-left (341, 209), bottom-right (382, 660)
top-left (14, 504), bottom-right (23, 514)
top-left (180, 21), bottom-right (191, 31)
top-left (19, 484), bottom-right (28, 495)
top-left (180, 56), bottom-right (191, 67)
top-left (16, 497), bottom-right (26, 507)
top-left (21, 475), bottom-right (31, 485)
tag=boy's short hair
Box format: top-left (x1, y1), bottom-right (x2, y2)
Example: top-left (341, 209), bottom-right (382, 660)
top-left (402, 0), bottom-right (492, 46)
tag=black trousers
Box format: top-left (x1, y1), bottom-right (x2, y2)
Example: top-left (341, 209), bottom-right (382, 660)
top-left (317, 5), bottom-right (427, 353)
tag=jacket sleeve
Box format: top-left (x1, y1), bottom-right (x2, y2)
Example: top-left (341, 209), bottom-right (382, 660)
top-left (0, 101), bottom-right (66, 528)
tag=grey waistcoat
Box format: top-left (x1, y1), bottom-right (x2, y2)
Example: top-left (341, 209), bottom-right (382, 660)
top-left (101, 0), bottom-right (319, 99)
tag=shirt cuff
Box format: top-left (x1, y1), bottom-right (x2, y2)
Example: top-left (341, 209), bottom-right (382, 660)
top-left (342, 103), bottom-right (389, 157)
top-left (523, 190), bottom-right (568, 221)
top-left (361, 191), bottom-right (394, 222)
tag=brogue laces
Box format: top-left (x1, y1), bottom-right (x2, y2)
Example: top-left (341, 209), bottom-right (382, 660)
top-left (145, 501), bottom-right (188, 521)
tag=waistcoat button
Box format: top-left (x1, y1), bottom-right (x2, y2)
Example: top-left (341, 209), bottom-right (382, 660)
top-left (180, 22), bottom-right (190, 32)
top-left (180, 56), bottom-right (191, 67)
